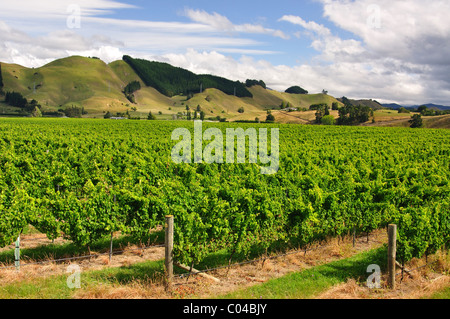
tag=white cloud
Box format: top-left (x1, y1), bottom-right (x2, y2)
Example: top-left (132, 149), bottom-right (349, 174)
top-left (0, 0), bottom-right (135, 20)
top-left (279, 15), bottom-right (331, 37)
top-left (185, 9), bottom-right (290, 40)
top-left (320, 0), bottom-right (450, 65)
top-left (0, 2), bottom-right (281, 66)
top-left (1, 0), bottom-right (450, 105)
top-left (67, 46), bottom-right (124, 63)
top-left (277, 0), bottom-right (450, 104)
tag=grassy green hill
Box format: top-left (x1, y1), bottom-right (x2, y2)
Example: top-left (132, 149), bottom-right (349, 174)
top-left (4, 55), bottom-right (447, 129)
top-left (1, 57), bottom-right (132, 116)
top-left (338, 97), bottom-right (384, 110)
top-left (0, 56), bottom-right (348, 121)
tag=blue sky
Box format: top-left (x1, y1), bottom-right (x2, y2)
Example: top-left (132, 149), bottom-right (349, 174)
top-left (1, 0), bottom-right (450, 105)
top-left (93, 0), bottom-right (337, 65)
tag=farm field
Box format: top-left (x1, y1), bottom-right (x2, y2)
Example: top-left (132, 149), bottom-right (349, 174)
top-left (0, 117), bottom-right (449, 299)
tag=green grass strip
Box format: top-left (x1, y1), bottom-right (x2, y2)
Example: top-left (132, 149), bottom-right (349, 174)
top-left (0, 247), bottom-right (387, 299)
top-left (221, 247), bottom-right (387, 299)
top-left (0, 259), bottom-right (166, 299)
top-left (426, 286), bottom-right (450, 299)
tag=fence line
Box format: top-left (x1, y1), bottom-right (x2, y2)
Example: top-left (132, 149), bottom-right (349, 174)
top-left (172, 232), bottom-right (381, 283)
top-left (171, 226), bottom-right (442, 287)
top-left (395, 260), bottom-right (440, 277)
top-left (0, 243), bottom-right (165, 270)
top-left (2, 220), bottom-right (442, 290)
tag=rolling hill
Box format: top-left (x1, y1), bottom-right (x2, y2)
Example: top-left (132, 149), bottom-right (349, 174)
top-left (0, 56), bottom-right (345, 121)
top-left (2, 55), bottom-right (448, 128)
top-left (382, 103), bottom-right (450, 111)
top-left (338, 97), bottom-right (384, 110)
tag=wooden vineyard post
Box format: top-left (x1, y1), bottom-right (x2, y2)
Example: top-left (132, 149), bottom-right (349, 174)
top-left (110, 194), bottom-right (116, 263)
top-left (109, 232), bottom-right (113, 263)
top-left (165, 215), bottom-right (174, 290)
top-left (388, 224), bottom-right (397, 289)
top-left (353, 227), bottom-right (356, 247)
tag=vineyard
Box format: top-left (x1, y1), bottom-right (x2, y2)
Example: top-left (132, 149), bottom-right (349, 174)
top-left (0, 118), bottom-right (448, 270)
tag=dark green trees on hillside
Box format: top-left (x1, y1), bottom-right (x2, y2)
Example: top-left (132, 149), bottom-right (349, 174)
top-left (123, 81), bottom-right (141, 95)
top-left (245, 79), bottom-right (266, 89)
top-left (123, 55), bottom-right (197, 97)
top-left (266, 111), bottom-right (275, 123)
top-left (340, 96), bottom-right (352, 106)
top-left (416, 105), bottom-right (450, 116)
top-left (285, 86), bottom-right (308, 94)
top-left (123, 80), bottom-right (141, 103)
top-left (409, 114), bottom-right (423, 128)
top-left (5, 91), bottom-right (28, 108)
top-left (0, 63), bottom-right (3, 92)
top-left (122, 55), bottom-right (252, 98)
top-left (310, 103), bottom-right (328, 111)
top-left (315, 104), bottom-right (330, 124)
top-left (61, 105), bottom-right (87, 118)
top-left (199, 74), bottom-right (252, 97)
top-left (4, 91), bottom-right (48, 116)
top-left (337, 104), bottom-right (373, 125)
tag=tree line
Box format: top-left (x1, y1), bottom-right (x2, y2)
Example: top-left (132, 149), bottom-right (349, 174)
top-left (123, 80), bottom-right (141, 104)
top-left (0, 63), bottom-right (3, 93)
top-left (245, 79), bottom-right (266, 89)
top-left (3, 91), bottom-right (88, 118)
top-left (5, 91), bottom-right (28, 109)
top-left (311, 98), bottom-right (373, 126)
top-left (123, 55), bottom-right (252, 98)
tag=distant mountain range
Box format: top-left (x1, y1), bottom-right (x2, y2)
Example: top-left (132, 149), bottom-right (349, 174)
top-left (382, 103), bottom-right (450, 111)
top-left (338, 98), bottom-right (450, 111)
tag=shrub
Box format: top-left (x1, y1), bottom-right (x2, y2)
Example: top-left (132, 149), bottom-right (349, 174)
top-left (321, 115), bottom-right (335, 125)
top-left (409, 114), bottom-right (423, 128)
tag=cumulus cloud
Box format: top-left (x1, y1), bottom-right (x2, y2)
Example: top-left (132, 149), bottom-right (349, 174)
top-left (185, 9), bottom-right (290, 40)
top-left (0, 1), bottom-right (283, 66)
top-left (279, 15), bottom-right (331, 37)
top-left (1, 0), bottom-right (449, 105)
top-left (0, 0), bottom-right (135, 20)
top-left (277, 0), bottom-right (450, 104)
top-left (321, 0), bottom-right (450, 64)
top-left (0, 18), bottom-right (126, 66)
